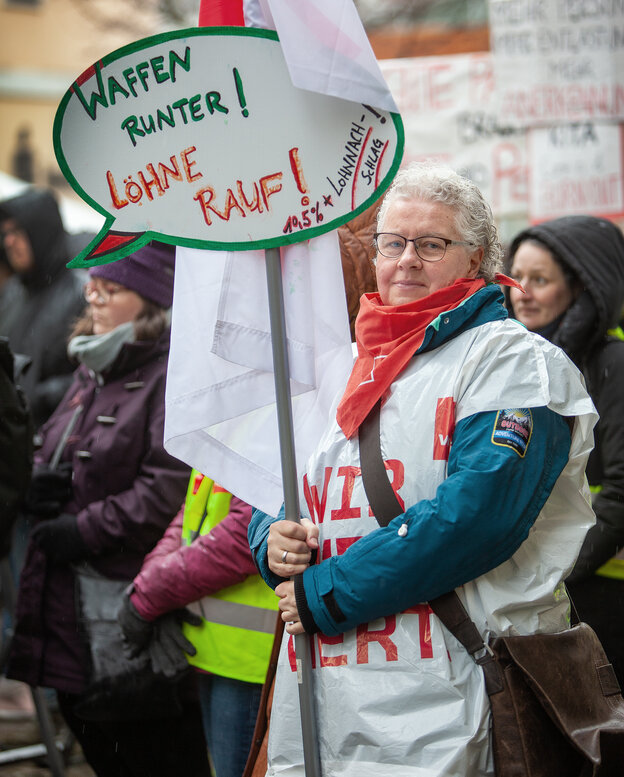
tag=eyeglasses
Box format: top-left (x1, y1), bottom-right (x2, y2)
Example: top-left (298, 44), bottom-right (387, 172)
top-left (374, 232), bottom-right (476, 262)
top-left (83, 280), bottom-right (125, 304)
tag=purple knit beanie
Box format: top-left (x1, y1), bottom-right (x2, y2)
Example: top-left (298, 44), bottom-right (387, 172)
top-left (89, 242), bottom-right (176, 308)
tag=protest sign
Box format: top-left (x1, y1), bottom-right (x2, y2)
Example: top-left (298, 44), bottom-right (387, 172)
top-left (529, 121), bottom-right (624, 221)
top-left (379, 53), bottom-right (529, 220)
top-left (53, 26), bottom-right (403, 268)
top-left (488, 0), bottom-right (624, 125)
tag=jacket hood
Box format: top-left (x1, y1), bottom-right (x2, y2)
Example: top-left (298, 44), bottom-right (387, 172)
top-left (509, 215), bottom-right (624, 363)
top-left (0, 188), bottom-right (69, 287)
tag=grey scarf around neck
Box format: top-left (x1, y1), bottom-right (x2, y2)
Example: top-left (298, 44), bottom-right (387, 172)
top-left (67, 321), bottom-right (135, 374)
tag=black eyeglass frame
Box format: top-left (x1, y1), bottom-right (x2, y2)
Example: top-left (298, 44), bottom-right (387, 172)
top-left (373, 232), bottom-right (477, 262)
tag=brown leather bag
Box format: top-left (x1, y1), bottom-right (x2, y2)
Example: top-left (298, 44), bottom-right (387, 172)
top-left (360, 399), bottom-right (624, 777)
top-left (429, 591), bottom-right (624, 777)
top-left (485, 625), bottom-right (624, 777)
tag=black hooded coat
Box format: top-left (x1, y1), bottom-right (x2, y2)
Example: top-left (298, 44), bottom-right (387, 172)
top-left (509, 215), bottom-right (624, 580)
top-left (0, 189), bottom-right (86, 428)
top-left (0, 337), bottom-right (33, 558)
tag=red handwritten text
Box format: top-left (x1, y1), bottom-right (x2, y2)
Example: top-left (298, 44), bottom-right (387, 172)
top-left (194, 172), bottom-right (283, 225)
top-left (106, 146), bottom-right (201, 208)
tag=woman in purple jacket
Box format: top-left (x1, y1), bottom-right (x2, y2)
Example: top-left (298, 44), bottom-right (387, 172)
top-left (6, 243), bottom-right (211, 777)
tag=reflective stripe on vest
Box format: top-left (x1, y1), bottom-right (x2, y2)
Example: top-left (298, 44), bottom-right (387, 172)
top-left (595, 556), bottom-right (624, 580)
top-left (590, 470), bottom-right (624, 581)
top-left (188, 596), bottom-right (277, 633)
top-left (181, 469), bottom-right (279, 683)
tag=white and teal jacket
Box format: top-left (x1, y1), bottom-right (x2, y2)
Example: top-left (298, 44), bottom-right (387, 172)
top-left (249, 285), bottom-right (597, 777)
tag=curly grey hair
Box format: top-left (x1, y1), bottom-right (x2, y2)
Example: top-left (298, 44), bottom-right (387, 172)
top-left (376, 162), bottom-right (504, 283)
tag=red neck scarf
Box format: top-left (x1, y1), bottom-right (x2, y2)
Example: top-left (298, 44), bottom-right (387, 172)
top-left (336, 276), bottom-right (518, 439)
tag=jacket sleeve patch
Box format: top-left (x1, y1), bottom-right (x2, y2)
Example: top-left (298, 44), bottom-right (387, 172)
top-left (491, 409), bottom-right (533, 457)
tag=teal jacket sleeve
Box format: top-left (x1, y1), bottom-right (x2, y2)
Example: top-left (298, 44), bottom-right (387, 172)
top-left (248, 504), bottom-right (288, 590)
top-left (297, 406), bottom-right (571, 636)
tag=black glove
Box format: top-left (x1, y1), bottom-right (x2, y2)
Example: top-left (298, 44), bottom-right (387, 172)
top-left (148, 610), bottom-right (201, 679)
top-left (30, 512), bottom-right (88, 563)
top-left (118, 595), bottom-right (201, 679)
top-left (118, 593), bottom-right (154, 658)
top-left (24, 463), bottom-right (73, 517)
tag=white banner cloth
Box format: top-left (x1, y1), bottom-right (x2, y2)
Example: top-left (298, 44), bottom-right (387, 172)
top-left (164, 234), bottom-right (353, 515)
top-left (245, 0), bottom-right (397, 113)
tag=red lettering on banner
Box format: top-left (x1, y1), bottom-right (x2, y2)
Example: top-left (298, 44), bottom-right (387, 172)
top-left (368, 459), bottom-right (405, 516)
top-left (193, 170), bottom-right (283, 226)
top-left (181, 146), bottom-right (202, 183)
top-left (336, 536), bottom-right (361, 555)
top-left (539, 174), bottom-right (622, 216)
top-left (491, 143), bottom-right (527, 210)
top-left (285, 606), bottom-right (433, 671)
top-left (427, 64), bottom-right (453, 110)
top-left (331, 466), bottom-right (362, 521)
top-left (288, 633), bottom-right (296, 671)
top-left (356, 616), bottom-right (398, 664)
top-left (404, 604), bottom-right (434, 659)
top-left (303, 468), bottom-right (332, 524)
top-left (259, 172), bottom-right (284, 209)
top-left (322, 536), bottom-right (361, 560)
top-left (317, 633), bottom-right (347, 667)
top-left (287, 633), bottom-right (317, 672)
top-left (433, 397), bottom-right (456, 460)
top-left (467, 55), bottom-right (495, 105)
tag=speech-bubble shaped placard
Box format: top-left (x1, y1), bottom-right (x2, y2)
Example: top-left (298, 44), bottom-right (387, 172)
top-left (54, 26), bottom-right (404, 268)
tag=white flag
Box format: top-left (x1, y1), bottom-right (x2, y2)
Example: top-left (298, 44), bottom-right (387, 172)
top-left (262, 0), bottom-right (398, 113)
top-left (165, 235), bottom-right (353, 515)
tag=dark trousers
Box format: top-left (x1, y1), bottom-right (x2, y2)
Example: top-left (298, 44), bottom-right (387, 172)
top-left (57, 691), bottom-right (211, 777)
top-left (567, 574), bottom-right (624, 689)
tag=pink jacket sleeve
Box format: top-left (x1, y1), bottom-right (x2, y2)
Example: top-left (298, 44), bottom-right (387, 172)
top-left (130, 495), bottom-right (259, 621)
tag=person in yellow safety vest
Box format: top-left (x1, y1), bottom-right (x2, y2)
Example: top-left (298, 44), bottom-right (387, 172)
top-left (508, 214), bottom-right (624, 687)
top-left (118, 469), bottom-right (279, 777)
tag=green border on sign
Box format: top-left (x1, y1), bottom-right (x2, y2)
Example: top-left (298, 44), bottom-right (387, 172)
top-left (53, 26), bottom-right (404, 267)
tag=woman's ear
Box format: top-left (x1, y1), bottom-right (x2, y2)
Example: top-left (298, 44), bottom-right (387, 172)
top-left (468, 246), bottom-right (484, 278)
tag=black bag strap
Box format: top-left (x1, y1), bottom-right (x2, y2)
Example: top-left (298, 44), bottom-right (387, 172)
top-left (358, 402), bottom-right (498, 678)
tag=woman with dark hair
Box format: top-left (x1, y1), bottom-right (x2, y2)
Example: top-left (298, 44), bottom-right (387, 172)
top-left (6, 243), bottom-right (211, 777)
top-left (508, 215), bottom-right (624, 687)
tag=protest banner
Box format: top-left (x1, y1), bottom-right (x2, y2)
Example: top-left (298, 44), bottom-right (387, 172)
top-left (53, 27), bottom-right (403, 267)
top-left (488, 0), bottom-right (624, 125)
top-left (529, 121), bottom-right (624, 222)
top-left (379, 52), bottom-right (529, 222)
top-left (378, 50), bottom-right (624, 230)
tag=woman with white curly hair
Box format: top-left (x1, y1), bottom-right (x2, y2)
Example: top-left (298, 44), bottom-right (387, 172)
top-left (248, 162), bottom-right (597, 776)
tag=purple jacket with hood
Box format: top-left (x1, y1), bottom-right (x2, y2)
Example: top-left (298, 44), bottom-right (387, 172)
top-left (6, 330), bottom-right (190, 693)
